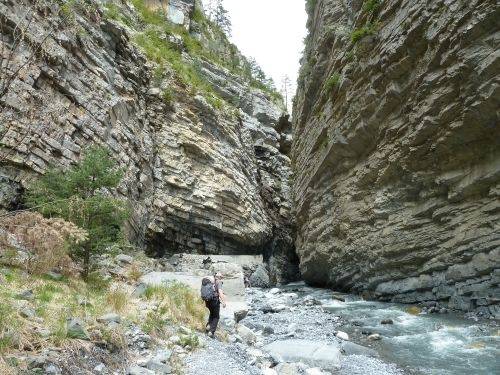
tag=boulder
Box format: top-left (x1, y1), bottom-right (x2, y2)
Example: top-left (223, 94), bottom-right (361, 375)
top-left (250, 265), bottom-right (270, 288)
top-left (263, 339), bottom-right (341, 370)
top-left (236, 324), bottom-right (257, 345)
top-left (234, 308), bottom-right (249, 323)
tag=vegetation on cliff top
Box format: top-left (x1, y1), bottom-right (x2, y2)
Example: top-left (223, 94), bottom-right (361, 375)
top-left (103, 0), bottom-right (282, 107)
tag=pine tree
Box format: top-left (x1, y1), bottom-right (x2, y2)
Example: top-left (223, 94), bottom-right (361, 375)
top-left (280, 75), bottom-right (292, 113)
top-left (27, 146), bottom-right (129, 278)
top-left (206, 0), bottom-right (232, 37)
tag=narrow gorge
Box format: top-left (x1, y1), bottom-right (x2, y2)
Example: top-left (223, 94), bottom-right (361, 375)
top-left (0, 0), bottom-right (499, 374)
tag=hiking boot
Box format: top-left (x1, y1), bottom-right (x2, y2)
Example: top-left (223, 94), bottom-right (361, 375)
top-left (207, 331), bottom-right (214, 338)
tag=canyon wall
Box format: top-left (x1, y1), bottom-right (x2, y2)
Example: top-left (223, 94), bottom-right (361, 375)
top-left (0, 0), bottom-right (297, 282)
top-left (292, 0), bottom-right (499, 315)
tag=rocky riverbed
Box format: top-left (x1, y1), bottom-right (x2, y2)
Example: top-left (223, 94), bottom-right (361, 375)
top-left (183, 282), bottom-right (499, 375)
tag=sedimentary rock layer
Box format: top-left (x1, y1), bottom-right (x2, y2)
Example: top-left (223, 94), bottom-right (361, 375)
top-left (0, 0), bottom-right (296, 282)
top-left (292, 0), bottom-right (500, 314)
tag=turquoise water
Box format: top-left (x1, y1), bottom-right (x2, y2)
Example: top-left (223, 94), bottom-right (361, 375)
top-left (320, 297), bottom-right (499, 374)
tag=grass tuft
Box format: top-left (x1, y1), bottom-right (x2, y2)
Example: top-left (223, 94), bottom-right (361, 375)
top-left (142, 282), bottom-right (205, 333)
top-left (351, 23), bottom-right (377, 43)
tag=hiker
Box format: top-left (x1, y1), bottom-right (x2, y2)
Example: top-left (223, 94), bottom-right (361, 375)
top-left (200, 272), bottom-right (226, 337)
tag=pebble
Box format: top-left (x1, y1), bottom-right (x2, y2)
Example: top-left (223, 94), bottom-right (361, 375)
top-left (368, 334), bottom-right (382, 341)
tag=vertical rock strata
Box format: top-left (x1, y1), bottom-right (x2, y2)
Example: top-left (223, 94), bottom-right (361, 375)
top-left (0, 0), bottom-right (297, 282)
top-left (293, 0), bottom-right (500, 314)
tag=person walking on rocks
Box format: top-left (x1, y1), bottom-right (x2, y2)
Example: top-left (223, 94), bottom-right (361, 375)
top-left (200, 272), bottom-right (226, 337)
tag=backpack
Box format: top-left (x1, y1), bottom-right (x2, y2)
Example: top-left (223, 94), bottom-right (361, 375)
top-left (200, 277), bottom-right (217, 301)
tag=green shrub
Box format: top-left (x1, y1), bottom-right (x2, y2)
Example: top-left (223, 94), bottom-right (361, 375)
top-left (162, 88), bottom-right (175, 104)
top-left (27, 146), bottom-right (129, 278)
top-left (351, 23), bottom-right (376, 43)
top-left (363, 0), bottom-right (382, 14)
top-left (179, 333), bottom-right (199, 348)
top-left (306, 0), bottom-right (318, 15)
top-left (325, 73), bottom-right (341, 93)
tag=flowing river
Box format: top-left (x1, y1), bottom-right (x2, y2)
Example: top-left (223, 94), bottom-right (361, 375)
top-left (241, 282), bottom-right (499, 375)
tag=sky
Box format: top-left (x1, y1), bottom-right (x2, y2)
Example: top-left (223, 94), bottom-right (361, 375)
top-left (203, 0), bottom-right (308, 109)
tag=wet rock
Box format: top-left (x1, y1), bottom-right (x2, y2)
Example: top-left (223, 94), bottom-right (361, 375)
top-left (263, 339), bottom-right (341, 370)
top-left (341, 341), bottom-right (378, 357)
top-left (368, 333), bottom-right (382, 341)
top-left (406, 306), bottom-right (421, 315)
top-left (381, 319), bottom-right (394, 325)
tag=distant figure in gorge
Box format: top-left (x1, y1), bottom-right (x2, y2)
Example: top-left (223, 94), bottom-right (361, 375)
top-left (200, 272), bottom-right (226, 337)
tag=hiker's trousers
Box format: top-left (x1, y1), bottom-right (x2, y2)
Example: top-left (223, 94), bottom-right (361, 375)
top-left (205, 298), bottom-right (220, 334)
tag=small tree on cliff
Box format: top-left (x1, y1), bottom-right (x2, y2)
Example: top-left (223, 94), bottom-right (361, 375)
top-left (27, 146), bottom-right (129, 278)
top-left (206, 0), bottom-right (232, 36)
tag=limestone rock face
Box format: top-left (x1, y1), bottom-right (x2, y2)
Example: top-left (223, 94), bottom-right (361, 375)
top-left (0, 1), bottom-right (296, 281)
top-left (292, 0), bottom-right (500, 313)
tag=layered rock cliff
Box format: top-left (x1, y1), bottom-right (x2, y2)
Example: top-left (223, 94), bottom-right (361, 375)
top-left (293, 0), bottom-right (499, 314)
top-left (0, 0), bottom-right (297, 282)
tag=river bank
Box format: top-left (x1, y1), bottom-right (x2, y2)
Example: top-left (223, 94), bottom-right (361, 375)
top-left (182, 278), bottom-right (499, 374)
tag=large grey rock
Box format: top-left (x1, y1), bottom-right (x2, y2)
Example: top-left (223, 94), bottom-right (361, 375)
top-left (250, 265), bottom-right (270, 288)
top-left (263, 339), bottom-right (341, 370)
top-left (236, 324), bottom-right (257, 345)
